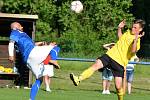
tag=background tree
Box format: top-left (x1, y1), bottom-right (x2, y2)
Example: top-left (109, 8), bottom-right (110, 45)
top-left (1, 0), bottom-right (139, 58)
top-left (131, 0), bottom-right (150, 58)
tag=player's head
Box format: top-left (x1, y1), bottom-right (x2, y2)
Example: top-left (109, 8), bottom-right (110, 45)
top-left (131, 19), bottom-right (145, 35)
top-left (11, 22), bottom-right (23, 31)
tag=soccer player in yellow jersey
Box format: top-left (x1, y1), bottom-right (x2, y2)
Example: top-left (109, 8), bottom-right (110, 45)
top-left (70, 19), bottom-right (145, 100)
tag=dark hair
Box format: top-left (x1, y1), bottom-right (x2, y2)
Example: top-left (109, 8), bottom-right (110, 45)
top-left (133, 19), bottom-right (145, 29)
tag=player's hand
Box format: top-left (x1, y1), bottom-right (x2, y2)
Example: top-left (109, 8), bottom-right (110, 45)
top-left (138, 32), bottom-right (145, 38)
top-left (49, 60), bottom-right (60, 69)
top-left (135, 31), bottom-right (144, 40)
top-left (118, 19), bottom-right (126, 29)
top-left (9, 56), bottom-right (15, 63)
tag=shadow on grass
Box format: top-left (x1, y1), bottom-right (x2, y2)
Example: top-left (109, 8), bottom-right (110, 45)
top-left (133, 87), bottom-right (150, 92)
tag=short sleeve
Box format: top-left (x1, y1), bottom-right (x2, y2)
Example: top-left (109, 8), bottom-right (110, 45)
top-left (50, 46), bottom-right (60, 60)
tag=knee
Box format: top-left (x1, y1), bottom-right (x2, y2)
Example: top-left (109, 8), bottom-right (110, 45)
top-left (35, 78), bottom-right (43, 85)
top-left (38, 77), bottom-right (43, 82)
top-left (116, 85), bottom-right (122, 90)
top-left (117, 88), bottom-right (123, 96)
top-left (93, 59), bottom-right (103, 69)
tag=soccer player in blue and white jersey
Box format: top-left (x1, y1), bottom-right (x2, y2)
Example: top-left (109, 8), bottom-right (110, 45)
top-left (8, 22), bottom-right (60, 100)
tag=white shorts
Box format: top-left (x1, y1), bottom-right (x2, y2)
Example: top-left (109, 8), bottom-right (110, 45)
top-left (43, 65), bottom-right (54, 77)
top-left (27, 45), bottom-right (54, 79)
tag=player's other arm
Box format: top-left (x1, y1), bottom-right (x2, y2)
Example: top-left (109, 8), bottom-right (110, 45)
top-left (118, 19), bottom-right (125, 39)
top-left (35, 41), bottom-right (47, 46)
top-left (131, 36), bottom-right (138, 53)
top-left (8, 40), bottom-right (15, 62)
top-left (35, 41), bottom-right (57, 46)
top-left (131, 32), bottom-right (144, 53)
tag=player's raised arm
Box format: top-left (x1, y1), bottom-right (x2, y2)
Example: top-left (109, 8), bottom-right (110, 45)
top-left (131, 34), bottom-right (139, 53)
top-left (118, 19), bottom-right (126, 39)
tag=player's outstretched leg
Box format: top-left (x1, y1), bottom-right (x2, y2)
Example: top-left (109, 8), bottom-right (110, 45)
top-left (70, 60), bottom-right (102, 86)
top-left (70, 67), bottom-right (95, 86)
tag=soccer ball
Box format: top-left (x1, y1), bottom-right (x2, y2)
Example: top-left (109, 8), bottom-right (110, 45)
top-left (71, 1), bottom-right (83, 13)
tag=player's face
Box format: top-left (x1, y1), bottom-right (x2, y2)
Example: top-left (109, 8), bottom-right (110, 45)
top-left (18, 24), bottom-right (23, 31)
top-left (131, 23), bottom-right (142, 35)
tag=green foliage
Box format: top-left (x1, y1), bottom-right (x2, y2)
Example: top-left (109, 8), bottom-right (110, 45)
top-left (58, 0), bottom-right (134, 58)
top-left (1, 0), bottom-right (134, 58)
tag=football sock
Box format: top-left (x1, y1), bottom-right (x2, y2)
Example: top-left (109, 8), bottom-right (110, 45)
top-left (79, 67), bottom-right (94, 81)
top-left (117, 88), bottom-right (123, 100)
top-left (30, 79), bottom-right (42, 100)
top-left (46, 83), bottom-right (50, 90)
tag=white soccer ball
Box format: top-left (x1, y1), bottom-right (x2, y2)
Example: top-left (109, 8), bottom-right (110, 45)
top-left (71, 1), bottom-right (83, 13)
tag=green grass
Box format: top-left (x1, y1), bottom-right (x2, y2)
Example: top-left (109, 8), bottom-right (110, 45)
top-left (0, 61), bottom-right (150, 100)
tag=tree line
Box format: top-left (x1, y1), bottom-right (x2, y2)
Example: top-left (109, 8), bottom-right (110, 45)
top-left (1, 0), bottom-right (146, 58)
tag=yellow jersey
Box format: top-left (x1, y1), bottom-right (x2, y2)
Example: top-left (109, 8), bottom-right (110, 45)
top-left (106, 30), bottom-right (140, 67)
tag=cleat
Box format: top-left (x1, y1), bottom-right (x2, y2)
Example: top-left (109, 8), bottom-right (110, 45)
top-left (70, 73), bottom-right (80, 86)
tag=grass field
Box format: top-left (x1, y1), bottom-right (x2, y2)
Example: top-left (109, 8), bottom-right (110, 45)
top-left (0, 61), bottom-right (150, 100)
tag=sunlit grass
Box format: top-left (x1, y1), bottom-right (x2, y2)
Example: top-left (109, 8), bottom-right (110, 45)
top-left (0, 61), bottom-right (150, 100)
